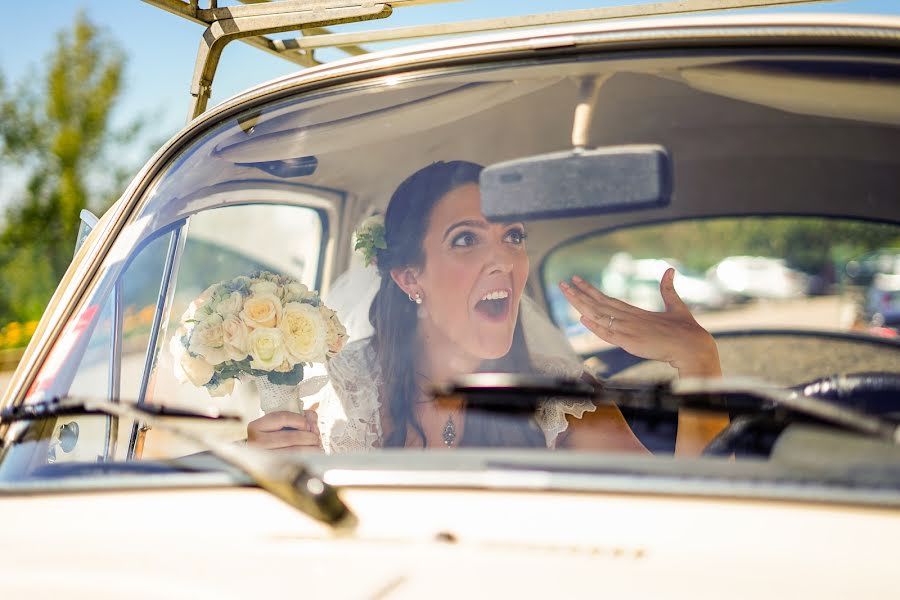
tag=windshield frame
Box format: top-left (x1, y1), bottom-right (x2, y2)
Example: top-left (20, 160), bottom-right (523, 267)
top-left (3, 17), bottom-right (900, 502)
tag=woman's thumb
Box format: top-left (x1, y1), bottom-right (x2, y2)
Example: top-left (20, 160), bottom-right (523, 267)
top-left (660, 267), bottom-right (686, 312)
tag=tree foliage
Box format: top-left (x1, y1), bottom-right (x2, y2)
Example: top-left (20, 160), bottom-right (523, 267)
top-left (0, 13), bottom-right (141, 322)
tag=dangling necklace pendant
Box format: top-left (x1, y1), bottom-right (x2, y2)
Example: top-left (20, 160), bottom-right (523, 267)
top-left (442, 414), bottom-right (457, 447)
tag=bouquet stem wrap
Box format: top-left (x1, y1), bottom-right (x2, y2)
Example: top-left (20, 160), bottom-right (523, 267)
top-left (246, 373), bottom-right (330, 415)
top-left (248, 374), bottom-right (301, 414)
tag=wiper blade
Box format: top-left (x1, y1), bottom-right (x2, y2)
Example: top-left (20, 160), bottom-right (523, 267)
top-left (674, 377), bottom-right (900, 444)
top-left (2, 397), bottom-right (357, 531)
top-left (1, 395), bottom-right (239, 422)
top-left (439, 373), bottom-right (900, 444)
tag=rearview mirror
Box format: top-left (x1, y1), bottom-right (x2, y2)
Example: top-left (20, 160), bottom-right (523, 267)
top-left (480, 145), bottom-right (671, 221)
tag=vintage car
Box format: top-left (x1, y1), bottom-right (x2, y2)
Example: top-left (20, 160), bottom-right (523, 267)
top-left (2, 1), bottom-right (900, 597)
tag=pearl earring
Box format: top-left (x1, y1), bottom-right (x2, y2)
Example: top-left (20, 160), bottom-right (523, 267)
top-left (409, 292), bottom-right (423, 304)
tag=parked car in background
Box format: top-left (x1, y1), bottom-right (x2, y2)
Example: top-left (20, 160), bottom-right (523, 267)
top-left (846, 248), bottom-right (900, 286)
top-left (600, 254), bottom-right (730, 312)
top-left (865, 272), bottom-right (900, 333)
top-left (707, 255), bottom-right (809, 301)
top-left (2, 2), bottom-right (900, 597)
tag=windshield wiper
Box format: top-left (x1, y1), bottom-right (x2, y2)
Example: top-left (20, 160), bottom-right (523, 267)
top-left (1, 395), bottom-right (239, 422)
top-left (673, 377), bottom-right (900, 444)
top-left (2, 397), bottom-right (357, 531)
top-left (438, 373), bottom-right (900, 445)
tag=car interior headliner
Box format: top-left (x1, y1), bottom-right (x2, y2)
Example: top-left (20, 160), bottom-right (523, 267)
top-left (148, 51), bottom-right (900, 276)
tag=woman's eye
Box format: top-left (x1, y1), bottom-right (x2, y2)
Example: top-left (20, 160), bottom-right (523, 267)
top-left (451, 232), bottom-right (477, 247)
top-left (505, 228), bottom-right (527, 245)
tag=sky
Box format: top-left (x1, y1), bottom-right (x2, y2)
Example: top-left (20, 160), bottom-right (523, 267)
top-left (0, 0), bottom-right (898, 211)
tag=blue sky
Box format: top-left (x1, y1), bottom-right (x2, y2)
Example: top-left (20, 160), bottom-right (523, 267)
top-left (0, 0), bottom-right (897, 209)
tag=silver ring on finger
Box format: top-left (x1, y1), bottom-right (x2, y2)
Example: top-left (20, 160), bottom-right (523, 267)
top-left (608, 315), bottom-right (615, 330)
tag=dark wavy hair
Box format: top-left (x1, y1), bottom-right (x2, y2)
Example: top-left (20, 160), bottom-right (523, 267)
top-left (370, 161), bottom-right (544, 448)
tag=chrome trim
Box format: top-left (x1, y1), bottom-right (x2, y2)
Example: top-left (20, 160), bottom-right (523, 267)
top-left (127, 226), bottom-right (183, 460)
top-left (104, 283), bottom-right (124, 461)
top-left (322, 467), bottom-right (900, 509)
top-left (4, 14), bottom-right (900, 433)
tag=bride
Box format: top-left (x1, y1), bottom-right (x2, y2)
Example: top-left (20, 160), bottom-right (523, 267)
top-left (248, 161), bottom-right (726, 453)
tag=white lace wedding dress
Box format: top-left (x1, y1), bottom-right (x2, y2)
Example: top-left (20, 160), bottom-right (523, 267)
top-left (312, 338), bottom-right (596, 453)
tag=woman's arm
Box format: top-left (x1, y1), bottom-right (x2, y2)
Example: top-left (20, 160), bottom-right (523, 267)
top-left (559, 268), bottom-right (729, 455)
top-left (556, 401), bottom-right (650, 453)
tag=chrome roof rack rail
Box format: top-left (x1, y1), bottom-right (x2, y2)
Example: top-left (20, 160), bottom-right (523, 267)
top-left (141, 0), bottom-right (837, 121)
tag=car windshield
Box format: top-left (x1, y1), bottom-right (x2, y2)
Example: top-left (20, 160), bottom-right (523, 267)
top-left (4, 43), bottom-right (900, 498)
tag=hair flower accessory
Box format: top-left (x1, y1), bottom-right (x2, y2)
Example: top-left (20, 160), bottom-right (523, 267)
top-left (354, 214), bottom-right (387, 267)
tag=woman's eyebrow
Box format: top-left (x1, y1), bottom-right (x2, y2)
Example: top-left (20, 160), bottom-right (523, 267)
top-left (443, 219), bottom-right (487, 241)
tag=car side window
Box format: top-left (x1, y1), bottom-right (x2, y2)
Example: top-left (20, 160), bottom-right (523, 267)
top-left (138, 203), bottom-right (325, 459)
top-left (29, 229), bottom-right (176, 464)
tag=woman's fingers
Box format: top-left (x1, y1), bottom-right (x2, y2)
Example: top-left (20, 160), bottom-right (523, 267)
top-left (254, 428), bottom-right (321, 449)
top-left (570, 276), bottom-right (648, 316)
top-left (305, 408), bottom-right (320, 436)
top-left (254, 411), bottom-right (312, 432)
top-left (247, 410), bottom-right (323, 451)
top-left (560, 281), bottom-right (627, 322)
top-left (581, 315), bottom-right (631, 343)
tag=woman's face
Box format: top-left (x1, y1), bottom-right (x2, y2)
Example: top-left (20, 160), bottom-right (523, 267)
top-left (412, 182), bottom-right (529, 360)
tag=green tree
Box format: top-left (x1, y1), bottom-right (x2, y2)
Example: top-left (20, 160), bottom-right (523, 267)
top-left (0, 12), bottom-right (142, 322)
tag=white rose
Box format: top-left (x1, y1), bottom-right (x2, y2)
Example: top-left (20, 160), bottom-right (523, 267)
top-left (207, 377), bottom-right (235, 397)
top-left (181, 300), bottom-right (201, 322)
top-left (198, 283), bottom-right (221, 302)
top-left (169, 327), bottom-right (188, 361)
top-left (178, 352), bottom-right (215, 386)
top-left (279, 301), bottom-right (328, 364)
top-left (240, 293), bottom-right (282, 329)
top-left (194, 303), bottom-right (215, 322)
top-left (248, 327), bottom-right (287, 371)
top-left (215, 291), bottom-right (243, 317)
top-left (188, 314), bottom-right (228, 365)
top-left (283, 282), bottom-right (316, 303)
top-left (320, 304), bottom-right (347, 357)
top-left (221, 315), bottom-right (250, 361)
top-left (250, 280), bottom-right (280, 297)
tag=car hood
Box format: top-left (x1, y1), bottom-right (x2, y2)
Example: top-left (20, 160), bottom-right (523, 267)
top-left (0, 485), bottom-right (896, 599)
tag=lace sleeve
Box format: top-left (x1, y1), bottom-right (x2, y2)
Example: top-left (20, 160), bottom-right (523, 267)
top-left (310, 339), bottom-right (383, 454)
top-left (532, 353), bottom-right (597, 448)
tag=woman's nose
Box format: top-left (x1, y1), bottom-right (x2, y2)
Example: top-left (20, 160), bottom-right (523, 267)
top-left (488, 260), bottom-right (514, 274)
top-left (485, 242), bottom-right (515, 273)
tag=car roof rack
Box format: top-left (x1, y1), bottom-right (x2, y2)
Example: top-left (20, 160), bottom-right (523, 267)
top-left (142, 0), bottom-right (837, 121)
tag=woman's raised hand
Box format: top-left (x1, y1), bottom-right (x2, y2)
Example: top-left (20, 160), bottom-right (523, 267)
top-left (560, 268), bottom-right (721, 378)
top-left (247, 405), bottom-right (322, 452)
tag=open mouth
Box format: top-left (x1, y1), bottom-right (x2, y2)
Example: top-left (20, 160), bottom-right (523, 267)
top-left (474, 290), bottom-right (511, 322)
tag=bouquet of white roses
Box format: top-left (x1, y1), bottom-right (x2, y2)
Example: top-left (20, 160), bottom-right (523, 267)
top-left (169, 271), bottom-right (347, 399)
